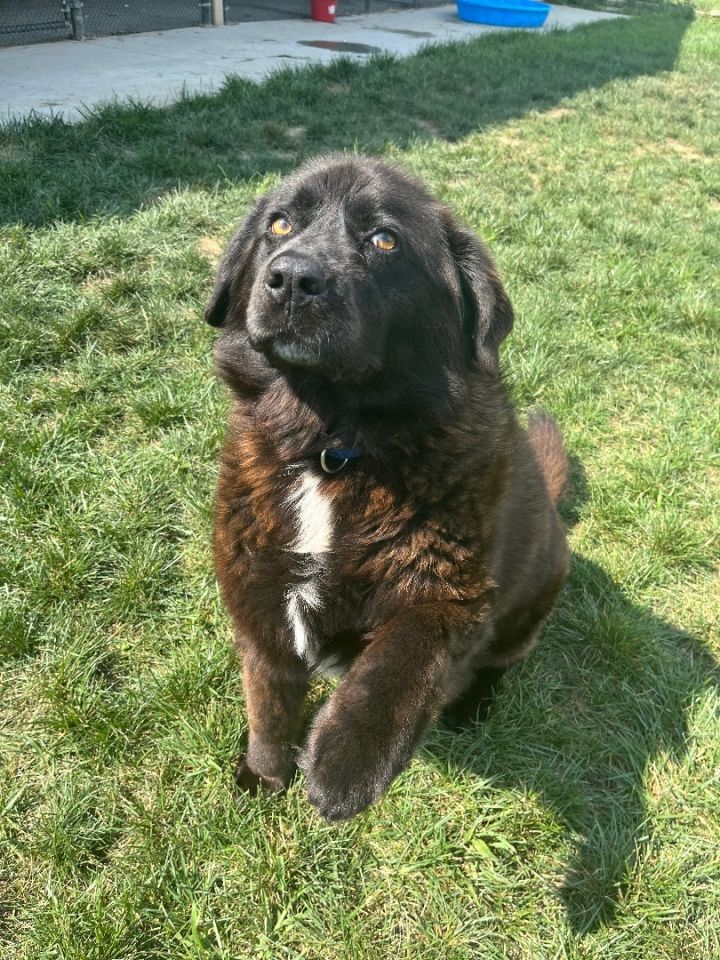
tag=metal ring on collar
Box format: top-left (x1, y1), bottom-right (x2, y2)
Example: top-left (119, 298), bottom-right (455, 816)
top-left (320, 449), bottom-right (349, 474)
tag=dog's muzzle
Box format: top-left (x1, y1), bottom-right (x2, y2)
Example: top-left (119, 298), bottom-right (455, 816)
top-left (265, 253), bottom-right (329, 310)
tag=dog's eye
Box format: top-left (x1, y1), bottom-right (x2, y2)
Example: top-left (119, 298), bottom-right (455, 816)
top-left (270, 218), bottom-right (293, 237)
top-left (370, 231), bottom-right (397, 252)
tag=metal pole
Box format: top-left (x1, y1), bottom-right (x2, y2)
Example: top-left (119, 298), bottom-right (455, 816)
top-left (211, 0), bottom-right (225, 25)
top-left (67, 0), bottom-right (86, 40)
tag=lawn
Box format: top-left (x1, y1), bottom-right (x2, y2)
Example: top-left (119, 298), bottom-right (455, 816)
top-left (1, 8), bottom-right (719, 959)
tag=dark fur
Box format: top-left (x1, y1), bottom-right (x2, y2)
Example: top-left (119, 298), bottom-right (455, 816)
top-left (207, 154), bottom-right (569, 820)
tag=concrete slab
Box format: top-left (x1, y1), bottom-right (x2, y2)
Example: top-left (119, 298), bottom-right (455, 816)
top-left (0, 4), bottom-right (622, 123)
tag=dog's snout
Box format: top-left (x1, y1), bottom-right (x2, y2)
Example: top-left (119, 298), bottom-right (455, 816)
top-left (265, 254), bottom-right (329, 305)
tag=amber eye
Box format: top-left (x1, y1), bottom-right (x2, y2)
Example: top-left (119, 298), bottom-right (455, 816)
top-left (370, 231), bottom-right (397, 252)
top-left (270, 217), bottom-right (292, 236)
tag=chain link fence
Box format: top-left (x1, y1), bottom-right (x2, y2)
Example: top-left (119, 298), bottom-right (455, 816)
top-left (0, 0), bottom-right (203, 46)
top-left (0, 0), bottom-right (432, 47)
top-left (0, 0), bottom-right (69, 45)
top-left (222, 0), bottom-right (425, 22)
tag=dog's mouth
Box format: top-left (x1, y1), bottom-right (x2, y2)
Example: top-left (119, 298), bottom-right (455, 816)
top-left (250, 332), bottom-right (324, 371)
top-left (269, 338), bottom-right (323, 369)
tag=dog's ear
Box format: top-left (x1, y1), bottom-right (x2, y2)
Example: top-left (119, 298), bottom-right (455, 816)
top-left (205, 199), bottom-right (267, 328)
top-left (441, 210), bottom-right (514, 373)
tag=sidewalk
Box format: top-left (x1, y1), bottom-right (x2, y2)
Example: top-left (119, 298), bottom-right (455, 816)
top-left (1, 4), bottom-right (621, 123)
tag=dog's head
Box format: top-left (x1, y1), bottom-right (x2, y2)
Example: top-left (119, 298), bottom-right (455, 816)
top-left (207, 155), bottom-right (513, 401)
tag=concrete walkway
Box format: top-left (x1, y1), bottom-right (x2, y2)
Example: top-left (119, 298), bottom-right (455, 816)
top-left (1, 4), bottom-right (621, 123)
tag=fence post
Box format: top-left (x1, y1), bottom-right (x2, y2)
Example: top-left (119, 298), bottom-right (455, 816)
top-left (66, 0), bottom-right (86, 39)
top-left (211, 0), bottom-right (225, 25)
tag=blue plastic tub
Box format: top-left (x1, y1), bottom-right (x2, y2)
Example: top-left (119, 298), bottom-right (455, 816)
top-left (456, 0), bottom-right (550, 27)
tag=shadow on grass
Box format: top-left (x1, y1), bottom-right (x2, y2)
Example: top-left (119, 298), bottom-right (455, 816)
top-left (0, 10), bottom-right (691, 227)
top-left (423, 464), bottom-right (718, 934)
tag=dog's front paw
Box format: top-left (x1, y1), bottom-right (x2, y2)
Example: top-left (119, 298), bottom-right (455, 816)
top-left (233, 755), bottom-right (290, 796)
top-left (301, 707), bottom-right (400, 821)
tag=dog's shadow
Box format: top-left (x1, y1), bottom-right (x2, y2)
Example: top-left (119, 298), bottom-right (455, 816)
top-left (421, 458), bottom-right (718, 934)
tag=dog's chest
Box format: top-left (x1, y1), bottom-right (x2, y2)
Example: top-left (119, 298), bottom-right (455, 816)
top-left (284, 469), bottom-right (338, 670)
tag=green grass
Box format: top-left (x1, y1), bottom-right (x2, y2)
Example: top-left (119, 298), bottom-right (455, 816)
top-left (1, 10), bottom-right (719, 959)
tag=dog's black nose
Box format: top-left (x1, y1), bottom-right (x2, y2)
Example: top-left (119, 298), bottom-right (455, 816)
top-left (265, 254), bottom-right (328, 305)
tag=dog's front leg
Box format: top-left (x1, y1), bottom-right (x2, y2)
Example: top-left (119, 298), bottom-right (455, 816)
top-left (301, 604), bottom-right (468, 821)
top-left (234, 642), bottom-right (309, 795)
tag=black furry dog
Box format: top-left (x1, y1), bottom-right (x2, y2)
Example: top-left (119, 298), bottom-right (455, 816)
top-left (207, 154), bottom-right (569, 820)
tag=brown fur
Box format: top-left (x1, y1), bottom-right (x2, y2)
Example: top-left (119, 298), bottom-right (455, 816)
top-left (207, 155), bottom-right (570, 820)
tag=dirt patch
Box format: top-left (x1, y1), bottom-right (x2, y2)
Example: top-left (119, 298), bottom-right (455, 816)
top-left (197, 236), bottom-right (225, 264)
top-left (666, 139), bottom-right (713, 163)
top-left (634, 138), bottom-right (712, 165)
top-left (544, 107), bottom-right (575, 121)
top-left (495, 129), bottom-right (525, 147)
top-left (415, 118), bottom-right (441, 138)
top-left (80, 272), bottom-right (114, 294)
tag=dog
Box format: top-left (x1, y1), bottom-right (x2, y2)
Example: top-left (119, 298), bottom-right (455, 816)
top-left (206, 154), bottom-right (569, 821)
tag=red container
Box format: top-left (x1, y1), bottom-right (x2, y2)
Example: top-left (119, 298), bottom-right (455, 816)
top-left (311, 0), bottom-right (336, 22)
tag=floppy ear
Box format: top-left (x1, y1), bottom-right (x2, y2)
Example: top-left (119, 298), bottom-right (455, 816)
top-left (441, 210), bottom-right (514, 373)
top-left (205, 200), bottom-right (266, 328)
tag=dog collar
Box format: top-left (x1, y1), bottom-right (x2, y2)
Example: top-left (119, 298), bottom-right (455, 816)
top-left (320, 447), bottom-right (363, 474)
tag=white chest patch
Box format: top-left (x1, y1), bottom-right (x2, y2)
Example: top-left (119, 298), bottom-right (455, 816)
top-left (286, 581), bottom-right (322, 660)
top-left (285, 470), bottom-right (333, 661)
top-left (286, 469), bottom-right (333, 555)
